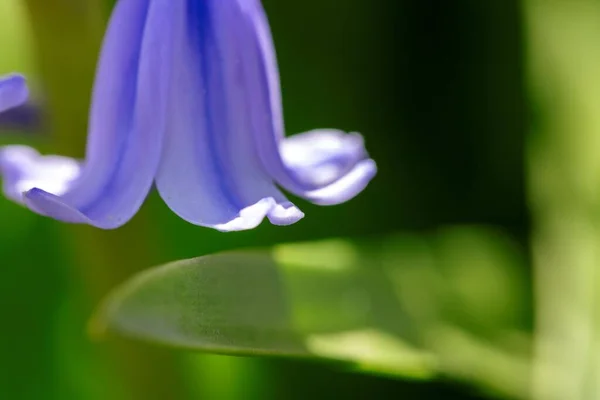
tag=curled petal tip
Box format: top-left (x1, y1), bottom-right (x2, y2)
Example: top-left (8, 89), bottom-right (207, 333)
top-left (304, 159), bottom-right (378, 206)
top-left (280, 129), bottom-right (368, 188)
top-left (268, 129), bottom-right (376, 205)
top-left (24, 188), bottom-right (88, 223)
top-left (199, 198), bottom-right (304, 232)
top-left (212, 198), bottom-right (275, 232)
top-left (22, 187), bottom-right (138, 230)
top-left (0, 145), bottom-right (80, 204)
top-left (267, 201), bottom-right (305, 226)
top-left (0, 74), bottom-right (29, 113)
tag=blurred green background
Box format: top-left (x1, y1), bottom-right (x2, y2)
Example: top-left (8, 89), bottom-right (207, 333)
top-left (1, 0), bottom-right (596, 399)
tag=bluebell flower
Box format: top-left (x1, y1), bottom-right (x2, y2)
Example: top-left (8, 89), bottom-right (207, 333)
top-left (0, 0), bottom-right (376, 231)
top-left (0, 74), bottom-right (28, 114)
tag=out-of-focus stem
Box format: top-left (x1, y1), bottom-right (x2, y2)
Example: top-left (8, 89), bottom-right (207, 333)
top-left (526, 1), bottom-right (600, 399)
top-left (23, 0), bottom-right (102, 155)
top-left (23, 1), bottom-right (187, 399)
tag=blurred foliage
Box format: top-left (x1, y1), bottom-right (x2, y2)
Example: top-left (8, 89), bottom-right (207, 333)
top-left (526, 1), bottom-right (600, 399)
top-left (95, 228), bottom-right (530, 398)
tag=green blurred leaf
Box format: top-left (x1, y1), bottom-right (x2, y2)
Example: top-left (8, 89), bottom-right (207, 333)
top-left (92, 246), bottom-right (435, 380)
top-left (383, 227), bottom-right (529, 337)
top-left (93, 230), bottom-right (532, 397)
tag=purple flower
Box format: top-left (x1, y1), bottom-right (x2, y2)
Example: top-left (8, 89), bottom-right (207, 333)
top-left (0, 74), bottom-right (28, 114)
top-left (0, 0), bottom-right (376, 231)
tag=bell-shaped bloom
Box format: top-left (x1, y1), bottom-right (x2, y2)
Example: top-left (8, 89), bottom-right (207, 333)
top-left (0, 0), bottom-right (376, 231)
top-left (0, 74), bottom-right (28, 114)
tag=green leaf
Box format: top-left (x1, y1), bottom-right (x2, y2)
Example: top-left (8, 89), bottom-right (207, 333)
top-left (93, 230), bottom-right (532, 397)
top-left (92, 242), bottom-right (436, 380)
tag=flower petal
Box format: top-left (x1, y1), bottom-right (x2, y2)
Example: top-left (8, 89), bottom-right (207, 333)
top-left (302, 159), bottom-right (378, 206)
top-left (0, 146), bottom-right (79, 206)
top-left (155, 0), bottom-right (303, 232)
top-left (238, 1), bottom-right (377, 204)
top-left (0, 74), bottom-right (28, 113)
top-left (280, 129), bottom-right (368, 187)
top-left (0, 0), bottom-right (174, 228)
